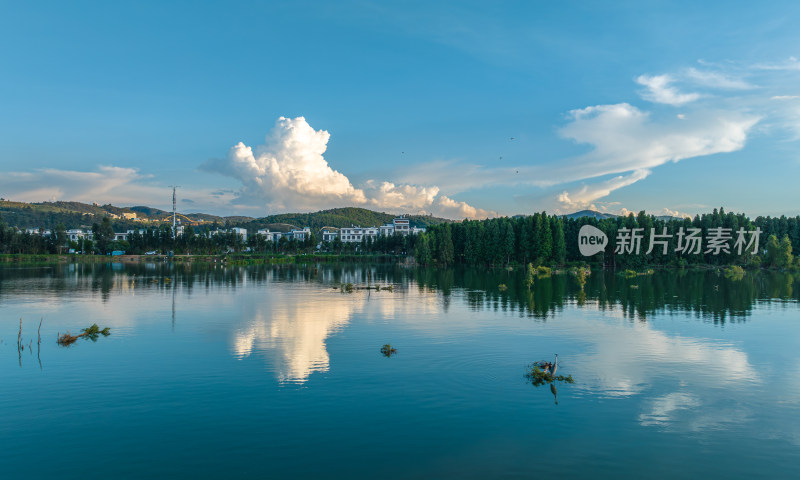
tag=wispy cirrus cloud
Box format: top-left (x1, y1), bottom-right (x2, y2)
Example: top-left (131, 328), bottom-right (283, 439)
top-left (392, 100), bottom-right (758, 216)
top-left (0, 166), bottom-right (159, 204)
top-left (397, 57), bottom-right (780, 216)
top-left (557, 169), bottom-right (651, 211)
top-left (636, 74), bottom-right (701, 106)
top-left (753, 56), bottom-right (800, 71)
top-left (550, 101), bottom-right (756, 211)
top-left (0, 165), bottom-right (240, 213)
top-left (558, 103), bottom-right (758, 175)
top-left (685, 67), bottom-right (755, 90)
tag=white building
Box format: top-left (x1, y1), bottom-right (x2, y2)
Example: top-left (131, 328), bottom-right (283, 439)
top-left (339, 217), bottom-right (420, 243)
top-left (321, 228), bottom-right (338, 242)
top-left (392, 217), bottom-right (411, 236)
top-left (290, 227), bottom-right (311, 241)
top-left (257, 229), bottom-right (283, 242)
top-left (340, 226), bottom-right (363, 243)
top-left (67, 229), bottom-right (94, 241)
top-left (25, 228), bottom-right (52, 236)
top-left (231, 227), bottom-right (247, 241)
top-left (208, 228), bottom-right (247, 241)
top-left (340, 226), bottom-right (380, 243)
top-left (379, 224), bottom-right (394, 236)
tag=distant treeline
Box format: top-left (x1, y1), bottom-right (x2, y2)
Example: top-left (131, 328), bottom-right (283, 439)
top-left (414, 209), bottom-right (799, 269)
top-left (0, 215), bottom-right (419, 256)
top-left (1, 209), bottom-right (798, 269)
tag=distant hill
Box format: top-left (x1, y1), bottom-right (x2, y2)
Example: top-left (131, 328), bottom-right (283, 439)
top-left (1, 200), bottom-right (118, 230)
top-left (242, 207), bottom-right (449, 232)
top-left (128, 206), bottom-right (251, 224)
top-left (656, 215), bottom-right (691, 221)
top-left (563, 210), bottom-right (618, 220)
top-left (0, 201), bottom-right (447, 232)
top-left (128, 205), bottom-right (169, 217)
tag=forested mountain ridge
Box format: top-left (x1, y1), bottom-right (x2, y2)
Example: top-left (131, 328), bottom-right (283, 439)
top-left (243, 207), bottom-right (448, 231)
top-left (0, 201), bottom-right (445, 231)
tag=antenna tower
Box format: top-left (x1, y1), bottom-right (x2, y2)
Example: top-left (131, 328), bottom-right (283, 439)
top-left (169, 186), bottom-right (180, 237)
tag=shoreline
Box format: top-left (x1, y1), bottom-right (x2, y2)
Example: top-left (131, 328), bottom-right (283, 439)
top-left (0, 253), bottom-right (794, 272)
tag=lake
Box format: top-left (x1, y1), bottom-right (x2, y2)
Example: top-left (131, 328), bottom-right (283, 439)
top-left (2, 263), bottom-right (799, 479)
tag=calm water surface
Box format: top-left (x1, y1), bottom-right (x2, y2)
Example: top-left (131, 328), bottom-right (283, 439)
top-left (1, 263), bottom-right (799, 479)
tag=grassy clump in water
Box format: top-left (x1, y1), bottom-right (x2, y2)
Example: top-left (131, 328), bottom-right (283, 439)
top-left (525, 364), bottom-right (574, 387)
top-left (340, 283), bottom-right (354, 293)
top-left (380, 344), bottom-right (397, 357)
top-left (536, 266), bottom-right (552, 278)
top-left (723, 265), bottom-right (745, 280)
top-left (57, 324), bottom-right (110, 346)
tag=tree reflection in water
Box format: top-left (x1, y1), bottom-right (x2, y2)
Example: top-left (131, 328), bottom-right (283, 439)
top-left (1, 262), bottom-right (796, 323)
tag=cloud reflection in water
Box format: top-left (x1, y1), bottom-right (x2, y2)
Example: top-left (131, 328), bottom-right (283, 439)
top-left (232, 291), bottom-right (364, 383)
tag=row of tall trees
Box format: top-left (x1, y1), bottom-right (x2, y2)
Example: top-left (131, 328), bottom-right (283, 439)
top-left (2, 209), bottom-right (798, 268)
top-left (415, 209), bottom-right (799, 269)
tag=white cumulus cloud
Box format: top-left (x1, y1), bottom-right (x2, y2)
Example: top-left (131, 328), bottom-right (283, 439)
top-left (204, 117), bottom-right (368, 211)
top-left (433, 195), bottom-right (495, 219)
top-left (203, 117), bottom-right (494, 219)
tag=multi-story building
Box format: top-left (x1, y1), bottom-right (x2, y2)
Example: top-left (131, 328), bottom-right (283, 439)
top-left (340, 224), bottom-right (397, 243)
top-left (321, 228), bottom-right (338, 242)
top-left (339, 226), bottom-right (363, 243)
top-left (257, 229), bottom-right (282, 242)
top-left (392, 217), bottom-right (411, 236)
top-left (231, 227), bottom-right (247, 242)
top-left (379, 224), bottom-right (394, 236)
top-left (290, 227), bottom-right (311, 241)
top-left (67, 229), bottom-right (94, 241)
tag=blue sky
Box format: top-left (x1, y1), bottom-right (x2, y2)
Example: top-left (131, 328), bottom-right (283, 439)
top-left (1, 1), bottom-right (799, 219)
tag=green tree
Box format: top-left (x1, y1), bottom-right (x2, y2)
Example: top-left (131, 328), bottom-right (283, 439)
top-left (552, 217), bottom-right (566, 265)
top-left (537, 212), bottom-right (552, 263)
top-left (780, 234), bottom-right (794, 268)
top-left (415, 232), bottom-right (433, 265)
top-left (92, 217), bottom-right (115, 254)
top-left (54, 223), bottom-right (67, 254)
top-left (502, 221), bottom-right (515, 265)
top-left (437, 224), bottom-right (454, 266)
